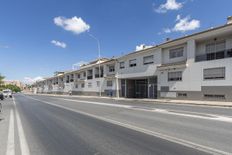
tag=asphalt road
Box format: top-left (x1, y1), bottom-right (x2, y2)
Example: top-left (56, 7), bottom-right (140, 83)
top-left (1, 94), bottom-right (232, 155)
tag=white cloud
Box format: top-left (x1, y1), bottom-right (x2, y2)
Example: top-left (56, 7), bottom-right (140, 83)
top-left (136, 44), bottom-right (152, 51)
top-left (23, 76), bottom-right (44, 84)
top-left (54, 16), bottom-right (90, 35)
top-left (163, 28), bottom-right (172, 33)
top-left (164, 15), bottom-right (200, 33)
top-left (173, 15), bottom-right (200, 32)
top-left (72, 61), bottom-right (88, 70)
top-left (51, 40), bottom-right (67, 48)
top-left (155, 0), bottom-right (183, 13)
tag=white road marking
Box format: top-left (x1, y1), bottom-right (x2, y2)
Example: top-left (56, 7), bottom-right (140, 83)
top-left (26, 95), bottom-right (230, 155)
top-left (58, 98), bottom-right (232, 123)
top-left (6, 110), bottom-right (15, 155)
top-left (13, 97), bottom-right (30, 155)
top-left (61, 98), bottom-right (132, 108)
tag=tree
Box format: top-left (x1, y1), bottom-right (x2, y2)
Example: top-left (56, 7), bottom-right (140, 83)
top-left (1, 84), bottom-right (21, 92)
top-left (0, 74), bottom-right (5, 86)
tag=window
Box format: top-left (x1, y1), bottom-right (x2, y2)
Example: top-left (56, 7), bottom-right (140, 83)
top-left (88, 82), bottom-right (92, 88)
top-left (87, 75), bottom-right (93, 80)
top-left (204, 94), bottom-right (225, 99)
top-left (227, 49), bottom-right (232, 57)
top-left (107, 80), bottom-right (113, 87)
top-left (205, 41), bottom-right (226, 60)
top-left (206, 41), bottom-right (226, 53)
top-left (143, 55), bottom-right (154, 65)
top-left (81, 83), bottom-right (85, 88)
top-left (83, 72), bottom-right (86, 77)
top-left (77, 74), bottom-right (80, 78)
top-left (75, 84), bottom-right (78, 88)
top-left (109, 65), bottom-right (115, 72)
top-left (168, 71), bottom-right (182, 81)
top-left (119, 62), bottom-right (125, 69)
top-left (178, 93), bottom-right (187, 97)
top-left (169, 47), bottom-right (184, 59)
top-left (129, 59), bottom-right (136, 67)
top-left (87, 70), bottom-right (93, 79)
top-left (203, 67), bottom-right (225, 80)
top-left (66, 75), bottom-right (70, 83)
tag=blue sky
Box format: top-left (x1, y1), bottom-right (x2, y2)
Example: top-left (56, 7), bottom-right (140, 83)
top-left (0, 0), bottom-right (231, 83)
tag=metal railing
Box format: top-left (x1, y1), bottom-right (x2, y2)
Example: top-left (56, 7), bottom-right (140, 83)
top-left (87, 76), bottom-right (93, 80)
top-left (195, 49), bottom-right (232, 62)
top-left (95, 74), bottom-right (104, 78)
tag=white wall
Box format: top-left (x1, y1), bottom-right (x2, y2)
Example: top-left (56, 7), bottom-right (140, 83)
top-left (117, 48), bottom-right (161, 79)
top-left (158, 56), bottom-right (232, 92)
top-left (161, 44), bottom-right (187, 64)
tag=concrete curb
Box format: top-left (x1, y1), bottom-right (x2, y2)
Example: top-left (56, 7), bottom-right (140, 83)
top-left (24, 93), bottom-right (232, 108)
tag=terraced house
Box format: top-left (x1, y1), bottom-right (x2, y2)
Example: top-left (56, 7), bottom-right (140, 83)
top-left (36, 58), bottom-right (118, 97)
top-left (35, 17), bottom-right (232, 101)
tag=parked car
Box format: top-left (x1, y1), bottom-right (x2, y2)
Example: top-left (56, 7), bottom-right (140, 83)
top-left (2, 89), bottom-right (12, 98)
top-left (0, 92), bottom-right (4, 100)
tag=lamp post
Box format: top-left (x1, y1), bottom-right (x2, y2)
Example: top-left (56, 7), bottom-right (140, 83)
top-left (88, 33), bottom-right (102, 97)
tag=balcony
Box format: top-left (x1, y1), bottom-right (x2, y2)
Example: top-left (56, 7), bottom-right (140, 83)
top-left (105, 72), bottom-right (116, 79)
top-left (80, 77), bottom-right (86, 80)
top-left (95, 74), bottom-right (104, 78)
top-left (87, 75), bottom-right (93, 80)
top-left (53, 82), bottom-right (58, 85)
top-left (75, 76), bottom-right (86, 82)
top-left (195, 49), bottom-right (232, 62)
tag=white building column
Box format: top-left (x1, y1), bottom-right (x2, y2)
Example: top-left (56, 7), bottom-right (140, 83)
top-left (103, 65), bottom-right (107, 77)
top-left (115, 73), bottom-right (119, 98)
top-left (187, 39), bottom-right (196, 64)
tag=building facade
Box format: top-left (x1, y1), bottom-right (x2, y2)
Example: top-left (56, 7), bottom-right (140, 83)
top-left (35, 58), bottom-right (118, 97)
top-left (3, 80), bottom-right (24, 89)
top-left (35, 18), bottom-right (232, 101)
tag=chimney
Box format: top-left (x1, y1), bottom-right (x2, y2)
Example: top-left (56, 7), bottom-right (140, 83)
top-left (227, 16), bottom-right (232, 24)
top-left (166, 38), bottom-right (171, 42)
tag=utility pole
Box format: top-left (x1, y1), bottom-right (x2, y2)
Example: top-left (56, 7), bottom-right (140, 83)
top-left (88, 33), bottom-right (102, 97)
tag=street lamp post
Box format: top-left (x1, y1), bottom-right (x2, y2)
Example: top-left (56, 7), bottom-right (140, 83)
top-left (88, 33), bottom-right (102, 97)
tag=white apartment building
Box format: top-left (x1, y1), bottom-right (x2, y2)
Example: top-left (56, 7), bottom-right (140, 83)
top-left (35, 58), bottom-right (118, 97)
top-left (35, 17), bottom-right (232, 101)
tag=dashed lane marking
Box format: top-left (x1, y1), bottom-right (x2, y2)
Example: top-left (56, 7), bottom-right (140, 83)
top-left (13, 97), bottom-right (30, 155)
top-left (6, 110), bottom-right (15, 155)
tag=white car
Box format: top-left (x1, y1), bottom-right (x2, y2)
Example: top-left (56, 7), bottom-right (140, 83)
top-left (2, 89), bottom-right (12, 98)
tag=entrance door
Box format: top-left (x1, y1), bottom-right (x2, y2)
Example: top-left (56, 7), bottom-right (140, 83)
top-left (148, 77), bottom-right (157, 99)
top-left (121, 79), bottom-right (126, 97)
top-left (135, 79), bottom-right (148, 98)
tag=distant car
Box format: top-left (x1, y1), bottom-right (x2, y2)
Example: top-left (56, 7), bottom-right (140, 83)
top-left (2, 89), bottom-right (12, 98)
top-left (0, 92), bottom-right (4, 100)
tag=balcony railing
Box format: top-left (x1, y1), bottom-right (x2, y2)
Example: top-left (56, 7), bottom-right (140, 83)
top-left (106, 72), bottom-right (115, 76)
top-left (87, 75), bottom-right (93, 80)
top-left (95, 74), bottom-right (104, 78)
top-left (195, 49), bottom-right (232, 62)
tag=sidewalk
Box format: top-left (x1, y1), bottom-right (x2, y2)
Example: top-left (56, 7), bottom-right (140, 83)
top-left (24, 93), bottom-right (232, 108)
